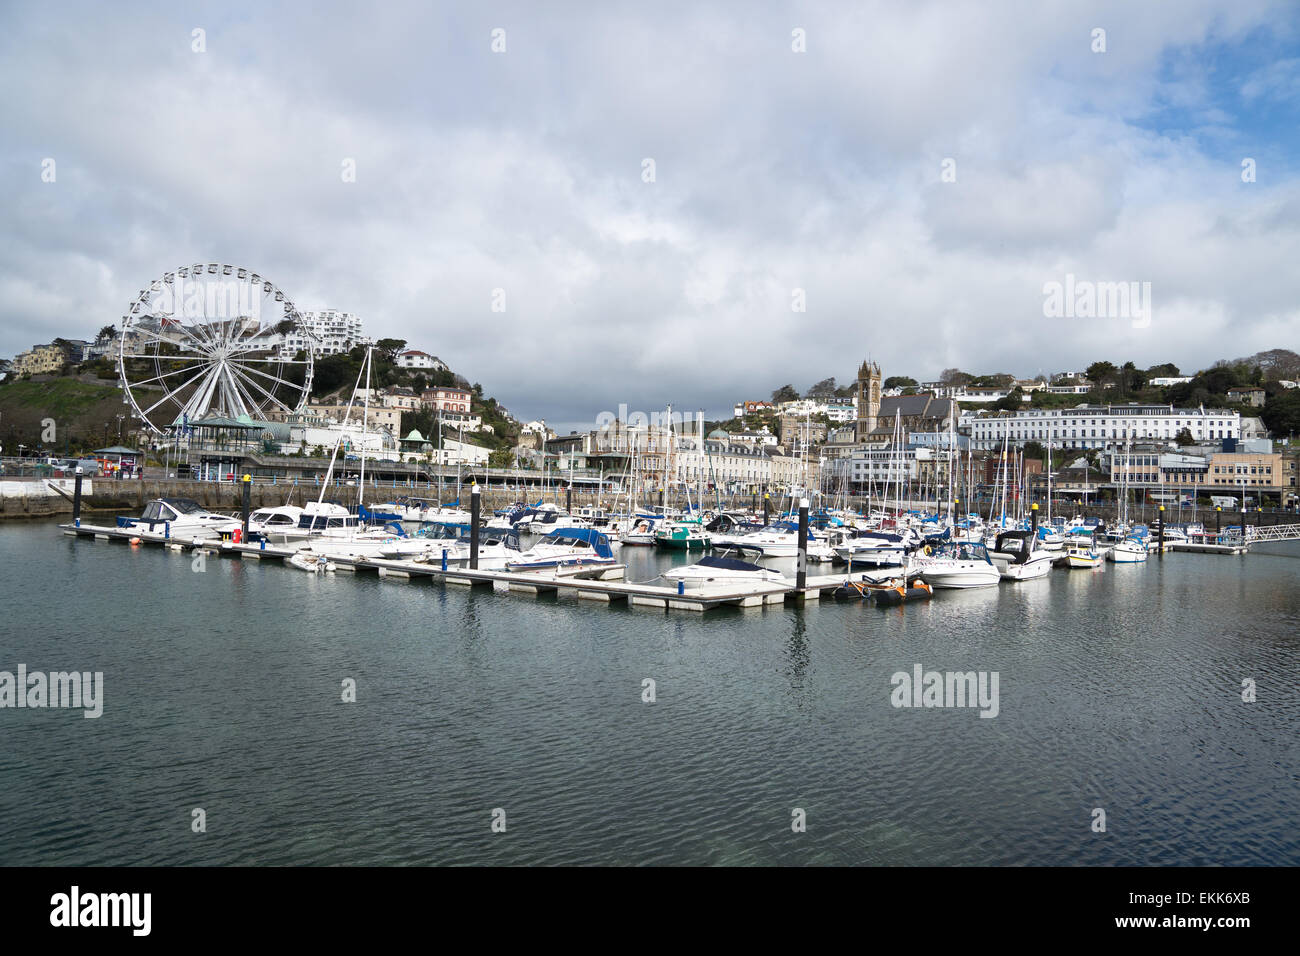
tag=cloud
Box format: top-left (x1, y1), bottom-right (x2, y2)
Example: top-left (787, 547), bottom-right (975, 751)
top-left (1, 0), bottom-right (1298, 429)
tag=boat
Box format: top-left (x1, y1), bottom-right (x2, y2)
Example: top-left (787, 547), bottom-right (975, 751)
top-left (988, 530), bottom-right (1055, 581)
top-left (618, 515), bottom-right (659, 546)
top-left (909, 541), bottom-right (1001, 589)
top-left (244, 505), bottom-right (306, 539)
top-left (832, 529), bottom-right (918, 567)
top-left (1106, 537), bottom-right (1149, 563)
top-left (119, 498), bottom-right (242, 538)
top-left (659, 555), bottom-right (786, 589)
top-left (506, 528), bottom-right (618, 572)
top-left (399, 525), bottom-right (524, 570)
top-left (654, 518), bottom-right (710, 550)
top-left (288, 551), bottom-right (337, 573)
top-left (1063, 543), bottom-right (1103, 569)
top-left (714, 520), bottom-right (833, 560)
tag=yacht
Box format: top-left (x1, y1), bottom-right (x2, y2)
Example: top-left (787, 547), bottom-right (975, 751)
top-left (619, 515), bottom-right (659, 546)
top-left (988, 530), bottom-right (1054, 581)
top-left (506, 528), bottom-right (618, 572)
top-left (659, 555), bottom-right (786, 590)
top-left (245, 505), bottom-right (306, 539)
top-left (123, 498), bottom-right (242, 539)
top-left (910, 541), bottom-right (1001, 589)
top-left (1106, 537), bottom-right (1149, 563)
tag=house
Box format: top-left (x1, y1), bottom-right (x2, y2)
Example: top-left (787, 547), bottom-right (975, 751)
top-left (395, 349), bottom-right (447, 371)
top-left (1226, 386), bottom-right (1266, 408)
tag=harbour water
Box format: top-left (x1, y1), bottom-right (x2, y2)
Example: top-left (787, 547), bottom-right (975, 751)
top-left (1, 520), bottom-right (1297, 866)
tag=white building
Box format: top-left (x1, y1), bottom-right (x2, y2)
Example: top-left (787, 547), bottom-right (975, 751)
top-left (1149, 376), bottom-right (1193, 387)
top-left (395, 349), bottom-right (447, 371)
top-left (279, 310), bottom-right (368, 357)
top-left (965, 404), bottom-right (1240, 452)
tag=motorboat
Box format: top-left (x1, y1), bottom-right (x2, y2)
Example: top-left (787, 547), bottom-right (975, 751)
top-left (909, 541), bottom-right (1001, 589)
top-left (396, 525), bottom-right (524, 571)
top-left (119, 498), bottom-right (242, 539)
top-left (245, 505), bottom-right (306, 539)
top-left (988, 530), bottom-right (1054, 581)
top-left (654, 518), bottom-right (710, 550)
top-left (659, 555), bottom-right (786, 590)
top-left (506, 528), bottom-right (618, 572)
top-left (1063, 543), bottom-right (1103, 569)
top-left (713, 521), bottom-right (833, 560)
top-left (619, 515), bottom-right (660, 546)
top-left (833, 528), bottom-right (918, 567)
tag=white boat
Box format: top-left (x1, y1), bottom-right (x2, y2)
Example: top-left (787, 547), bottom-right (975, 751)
top-left (1106, 537), bottom-right (1149, 563)
top-left (1063, 544), bottom-right (1103, 569)
top-left (659, 555), bottom-right (786, 590)
top-left (125, 498), bottom-right (242, 539)
top-left (506, 528), bottom-right (618, 572)
top-left (833, 529), bottom-right (916, 567)
top-left (619, 515), bottom-right (659, 546)
top-left (288, 551), bottom-right (337, 573)
top-left (245, 505), bottom-right (306, 539)
top-left (715, 520), bottom-right (831, 559)
top-left (988, 530), bottom-right (1055, 581)
top-left (910, 541), bottom-right (1001, 589)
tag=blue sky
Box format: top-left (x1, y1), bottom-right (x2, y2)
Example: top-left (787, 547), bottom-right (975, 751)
top-left (2, 0), bottom-right (1298, 431)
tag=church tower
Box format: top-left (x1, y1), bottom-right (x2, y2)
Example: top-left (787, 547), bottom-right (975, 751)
top-left (855, 360), bottom-right (882, 442)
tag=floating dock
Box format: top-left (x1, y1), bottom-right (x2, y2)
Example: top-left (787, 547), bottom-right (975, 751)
top-left (58, 522), bottom-right (858, 611)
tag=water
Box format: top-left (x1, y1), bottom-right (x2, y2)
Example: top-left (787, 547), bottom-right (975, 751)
top-left (1, 521), bottom-right (1297, 865)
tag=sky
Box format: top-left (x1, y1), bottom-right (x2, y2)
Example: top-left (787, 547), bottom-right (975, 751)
top-left (2, 0), bottom-right (1299, 432)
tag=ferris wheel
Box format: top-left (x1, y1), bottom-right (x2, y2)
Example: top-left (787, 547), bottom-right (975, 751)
top-left (117, 263), bottom-right (315, 433)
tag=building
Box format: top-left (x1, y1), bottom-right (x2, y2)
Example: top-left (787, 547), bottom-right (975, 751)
top-left (381, 386), bottom-right (421, 411)
top-left (965, 404), bottom-right (1240, 452)
top-left (279, 310), bottom-right (368, 356)
top-left (395, 349), bottom-right (447, 371)
top-left (854, 360), bottom-right (883, 442)
top-left (824, 402), bottom-right (856, 423)
top-left (1226, 386), bottom-right (1266, 407)
top-left (301, 402), bottom-right (402, 435)
top-left (11, 343), bottom-right (69, 375)
top-left (421, 387), bottom-right (473, 423)
top-left (1206, 451), bottom-right (1283, 491)
top-left (1149, 376), bottom-right (1193, 387)
top-left (733, 400), bottom-right (776, 418)
top-left (777, 415), bottom-right (827, 450)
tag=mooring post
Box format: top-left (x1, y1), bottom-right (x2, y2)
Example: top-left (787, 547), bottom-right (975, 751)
top-left (241, 474), bottom-right (251, 538)
top-left (763, 492), bottom-right (771, 526)
top-left (1157, 505), bottom-right (1165, 557)
top-left (1030, 502), bottom-right (1039, 538)
top-left (797, 497), bottom-right (809, 591)
top-left (72, 467), bottom-right (83, 528)
top-left (470, 483), bottom-right (480, 570)
top-left (1215, 506), bottom-right (1221, 535)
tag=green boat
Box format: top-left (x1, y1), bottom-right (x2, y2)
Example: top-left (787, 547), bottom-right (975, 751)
top-left (653, 519), bottom-right (711, 550)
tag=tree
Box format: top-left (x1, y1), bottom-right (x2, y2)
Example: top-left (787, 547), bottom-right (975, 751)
top-left (488, 448), bottom-right (514, 469)
top-left (771, 384), bottom-right (799, 404)
top-left (1259, 388), bottom-right (1300, 438)
top-left (1145, 362), bottom-right (1180, 378)
top-left (940, 368), bottom-right (973, 386)
top-left (884, 376), bottom-right (917, 389)
top-left (97, 325), bottom-right (118, 342)
top-left (374, 338), bottom-right (407, 363)
top-left (1175, 428), bottom-right (1195, 446)
top-left (805, 377), bottom-right (837, 399)
top-left (1086, 361), bottom-right (1118, 389)
top-left (992, 387), bottom-right (1024, 411)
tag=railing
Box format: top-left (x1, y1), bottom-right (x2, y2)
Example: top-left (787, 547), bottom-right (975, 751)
top-left (1245, 523), bottom-right (1300, 542)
